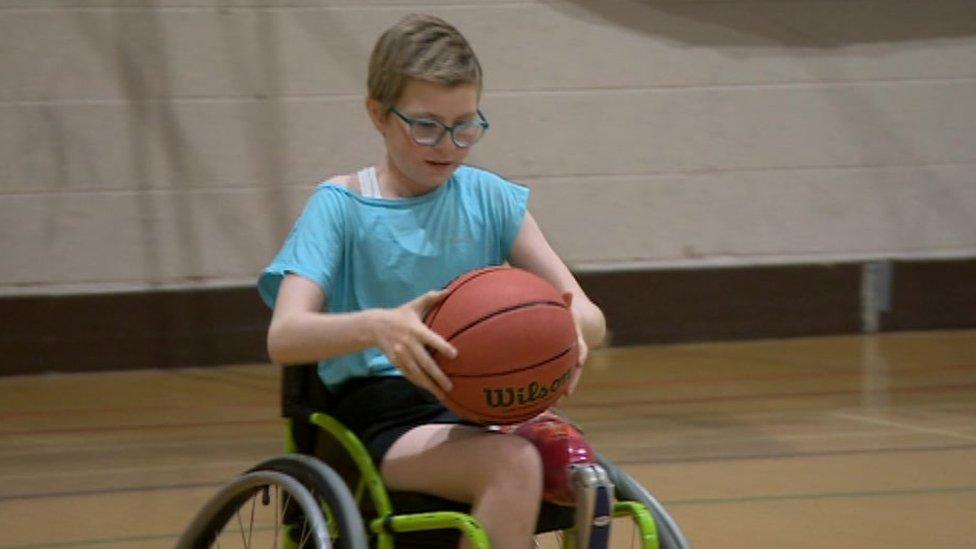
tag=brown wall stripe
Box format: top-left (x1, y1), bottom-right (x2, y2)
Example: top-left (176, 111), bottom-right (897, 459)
top-left (881, 259), bottom-right (976, 332)
top-left (1, 258), bottom-right (973, 376)
top-left (582, 263), bottom-right (863, 346)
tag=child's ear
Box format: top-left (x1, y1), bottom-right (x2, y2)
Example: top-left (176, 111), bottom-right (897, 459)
top-left (365, 98), bottom-right (387, 132)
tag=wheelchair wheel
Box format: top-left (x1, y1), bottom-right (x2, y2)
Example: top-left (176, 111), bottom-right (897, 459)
top-left (176, 469), bottom-right (331, 549)
top-left (598, 454), bottom-right (692, 549)
top-left (249, 455), bottom-right (368, 549)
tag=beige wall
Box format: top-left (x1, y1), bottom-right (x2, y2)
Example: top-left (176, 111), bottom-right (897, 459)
top-left (2, 1), bottom-right (975, 293)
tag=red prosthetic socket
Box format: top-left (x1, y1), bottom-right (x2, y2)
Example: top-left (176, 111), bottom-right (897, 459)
top-left (504, 411), bottom-right (596, 505)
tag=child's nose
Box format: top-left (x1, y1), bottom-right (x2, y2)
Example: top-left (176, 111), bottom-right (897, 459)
top-left (436, 132), bottom-right (460, 151)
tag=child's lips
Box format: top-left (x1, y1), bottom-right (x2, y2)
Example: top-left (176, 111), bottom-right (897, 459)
top-left (426, 160), bottom-right (454, 168)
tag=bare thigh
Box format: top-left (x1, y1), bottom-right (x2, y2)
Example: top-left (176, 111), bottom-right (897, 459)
top-left (380, 424), bottom-right (539, 504)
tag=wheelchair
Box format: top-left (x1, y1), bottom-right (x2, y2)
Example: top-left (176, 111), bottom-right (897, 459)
top-left (178, 364), bottom-right (690, 548)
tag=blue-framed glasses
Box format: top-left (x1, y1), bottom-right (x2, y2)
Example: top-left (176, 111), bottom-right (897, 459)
top-left (389, 108), bottom-right (490, 148)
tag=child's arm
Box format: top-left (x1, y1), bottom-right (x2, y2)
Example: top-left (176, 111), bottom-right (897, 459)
top-left (267, 274), bottom-right (457, 397)
top-left (509, 212), bottom-right (607, 349)
top-left (509, 212), bottom-right (607, 395)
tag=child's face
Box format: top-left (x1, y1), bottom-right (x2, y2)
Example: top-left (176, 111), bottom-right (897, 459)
top-left (375, 79), bottom-right (481, 193)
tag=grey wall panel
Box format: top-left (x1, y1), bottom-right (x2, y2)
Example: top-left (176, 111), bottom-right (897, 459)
top-left (2, 165), bottom-right (972, 290)
top-left (0, 186), bottom-right (315, 290)
top-left (2, 0), bottom-right (975, 292)
top-left (1, 100), bottom-right (382, 193)
top-left (526, 165), bottom-right (976, 268)
top-left (3, 3), bottom-right (975, 101)
top-left (6, 80), bottom-right (974, 193)
top-left (476, 82), bottom-right (976, 176)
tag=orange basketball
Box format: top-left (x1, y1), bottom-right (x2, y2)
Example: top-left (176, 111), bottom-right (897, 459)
top-left (424, 267), bottom-right (579, 424)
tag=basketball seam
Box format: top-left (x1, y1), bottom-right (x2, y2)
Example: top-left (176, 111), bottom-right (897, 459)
top-left (423, 267), bottom-right (504, 328)
top-left (447, 342), bottom-right (577, 378)
top-left (442, 300), bottom-right (567, 343)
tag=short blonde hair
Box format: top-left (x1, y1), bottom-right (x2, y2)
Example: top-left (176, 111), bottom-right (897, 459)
top-left (368, 14), bottom-right (483, 114)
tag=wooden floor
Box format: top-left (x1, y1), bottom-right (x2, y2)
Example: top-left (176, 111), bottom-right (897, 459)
top-left (2, 330), bottom-right (975, 548)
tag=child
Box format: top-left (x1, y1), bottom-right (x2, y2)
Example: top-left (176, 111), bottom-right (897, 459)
top-left (259, 13), bottom-right (606, 547)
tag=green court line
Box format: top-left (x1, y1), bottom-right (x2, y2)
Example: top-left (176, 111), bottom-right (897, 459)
top-left (663, 485), bottom-right (976, 507)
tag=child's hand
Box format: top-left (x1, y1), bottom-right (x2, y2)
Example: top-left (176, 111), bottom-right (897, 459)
top-left (561, 292), bottom-right (588, 396)
top-left (372, 290), bottom-right (458, 398)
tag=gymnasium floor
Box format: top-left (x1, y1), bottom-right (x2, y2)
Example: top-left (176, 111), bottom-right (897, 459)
top-left (2, 329), bottom-right (975, 548)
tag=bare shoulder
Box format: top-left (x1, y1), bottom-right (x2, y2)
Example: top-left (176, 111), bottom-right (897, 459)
top-left (327, 173), bottom-right (361, 195)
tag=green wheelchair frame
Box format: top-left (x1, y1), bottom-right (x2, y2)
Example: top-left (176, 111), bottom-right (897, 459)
top-left (281, 363), bottom-right (689, 548)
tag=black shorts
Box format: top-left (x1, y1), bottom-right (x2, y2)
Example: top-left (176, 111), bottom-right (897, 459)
top-left (329, 376), bottom-right (476, 467)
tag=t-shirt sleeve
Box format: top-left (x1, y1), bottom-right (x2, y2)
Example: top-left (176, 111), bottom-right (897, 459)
top-left (257, 187), bottom-right (345, 308)
top-left (490, 174), bottom-right (530, 260)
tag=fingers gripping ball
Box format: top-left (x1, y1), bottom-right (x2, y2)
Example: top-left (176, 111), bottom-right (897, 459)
top-left (424, 267), bottom-right (579, 424)
top-left (506, 412), bottom-right (596, 505)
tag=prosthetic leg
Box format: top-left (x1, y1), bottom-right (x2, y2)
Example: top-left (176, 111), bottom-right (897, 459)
top-left (569, 463), bottom-right (614, 548)
top-left (505, 412), bottom-right (615, 549)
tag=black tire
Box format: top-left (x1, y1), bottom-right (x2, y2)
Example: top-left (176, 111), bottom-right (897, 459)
top-left (250, 455), bottom-right (369, 549)
top-left (597, 453), bottom-right (692, 549)
top-left (176, 469), bottom-right (331, 549)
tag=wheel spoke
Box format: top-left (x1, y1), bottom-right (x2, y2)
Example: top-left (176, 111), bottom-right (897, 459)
top-left (299, 520), bottom-right (314, 548)
top-left (178, 458), bottom-right (361, 549)
top-left (275, 490), bottom-right (287, 549)
top-left (246, 489), bottom-right (258, 548)
top-left (235, 500), bottom-right (248, 548)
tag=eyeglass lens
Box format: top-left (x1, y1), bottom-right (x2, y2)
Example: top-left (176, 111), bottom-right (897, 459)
top-left (410, 119), bottom-right (484, 147)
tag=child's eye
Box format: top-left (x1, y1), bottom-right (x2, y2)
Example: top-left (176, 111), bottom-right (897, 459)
top-left (412, 120), bottom-right (443, 139)
top-left (415, 120), bottom-right (440, 130)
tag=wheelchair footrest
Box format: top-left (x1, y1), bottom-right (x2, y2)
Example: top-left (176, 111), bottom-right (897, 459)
top-left (371, 511), bottom-right (491, 549)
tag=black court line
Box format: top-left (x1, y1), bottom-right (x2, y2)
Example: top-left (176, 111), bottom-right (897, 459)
top-left (165, 369), bottom-right (275, 393)
top-left (567, 382), bottom-right (976, 409)
top-left (610, 442), bottom-right (976, 465)
top-left (0, 480), bottom-right (225, 503)
top-left (0, 418), bottom-right (281, 437)
top-left (581, 362), bottom-right (976, 390)
top-left (663, 485), bottom-right (976, 507)
top-left (5, 443), bottom-right (975, 503)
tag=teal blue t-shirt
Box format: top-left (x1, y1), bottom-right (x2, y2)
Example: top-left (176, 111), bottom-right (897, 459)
top-left (258, 165), bottom-right (529, 389)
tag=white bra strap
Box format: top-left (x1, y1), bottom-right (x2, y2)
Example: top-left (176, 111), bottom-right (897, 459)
top-left (357, 166), bottom-right (382, 198)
